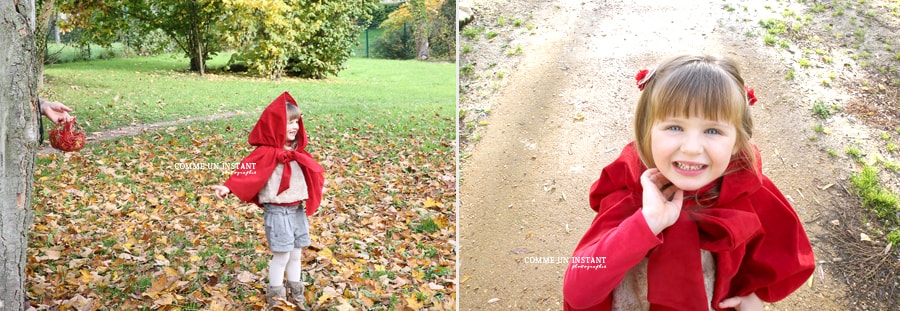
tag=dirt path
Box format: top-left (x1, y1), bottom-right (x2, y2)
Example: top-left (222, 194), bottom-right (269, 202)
top-left (459, 0), bottom-right (858, 310)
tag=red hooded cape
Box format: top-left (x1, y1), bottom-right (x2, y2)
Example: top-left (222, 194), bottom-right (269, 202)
top-left (224, 92), bottom-right (325, 216)
top-left (563, 142), bottom-right (814, 311)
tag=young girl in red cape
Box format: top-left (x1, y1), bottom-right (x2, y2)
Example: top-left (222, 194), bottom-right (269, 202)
top-left (210, 92), bottom-right (324, 309)
top-left (562, 54), bottom-right (815, 311)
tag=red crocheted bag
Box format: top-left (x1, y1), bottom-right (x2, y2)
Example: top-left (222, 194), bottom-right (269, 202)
top-left (49, 118), bottom-right (86, 152)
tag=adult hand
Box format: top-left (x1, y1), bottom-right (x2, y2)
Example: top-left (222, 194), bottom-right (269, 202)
top-left (640, 168), bottom-right (683, 235)
top-left (40, 99), bottom-right (74, 125)
top-left (718, 292), bottom-right (764, 311)
top-left (210, 185), bottom-right (231, 199)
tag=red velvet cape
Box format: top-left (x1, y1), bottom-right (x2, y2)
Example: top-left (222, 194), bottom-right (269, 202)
top-left (563, 142), bottom-right (814, 310)
top-left (224, 92), bottom-right (325, 216)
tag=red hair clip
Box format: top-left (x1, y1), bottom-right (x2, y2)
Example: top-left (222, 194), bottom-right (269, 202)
top-left (636, 69), bottom-right (651, 91)
top-left (745, 86), bottom-right (757, 106)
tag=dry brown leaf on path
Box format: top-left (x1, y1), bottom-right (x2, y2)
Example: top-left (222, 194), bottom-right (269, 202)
top-left (860, 233), bottom-right (872, 242)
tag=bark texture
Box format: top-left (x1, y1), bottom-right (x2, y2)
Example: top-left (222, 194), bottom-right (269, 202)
top-left (1, 0), bottom-right (40, 309)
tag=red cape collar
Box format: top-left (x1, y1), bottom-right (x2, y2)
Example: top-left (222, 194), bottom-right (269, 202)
top-left (591, 142), bottom-right (764, 310)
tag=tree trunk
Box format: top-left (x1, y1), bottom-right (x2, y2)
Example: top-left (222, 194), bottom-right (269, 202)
top-left (188, 0), bottom-right (205, 74)
top-left (188, 22), bottom-right (205, 74)
top-left (188, 36), bottom-right (205, 74)
top-left (409, 0), bottom-right (430, 60)
top-left (196, 26), bottom-right (204, 76)
top-left (416, 29), bottom-right (430, 60)
top-left (0, 0), bottom-right (40, 310)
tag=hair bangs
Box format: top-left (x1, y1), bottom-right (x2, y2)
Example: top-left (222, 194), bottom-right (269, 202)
top-left (649, 62), bottom-right (746, 127)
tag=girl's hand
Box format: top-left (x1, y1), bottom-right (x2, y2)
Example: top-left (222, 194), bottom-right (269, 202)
top-left (210, 185), bottom-right (231, 199)
top-left (718, 293), bottom-right (764, 311)
top-left (640, 168), bottom-right (683, 235)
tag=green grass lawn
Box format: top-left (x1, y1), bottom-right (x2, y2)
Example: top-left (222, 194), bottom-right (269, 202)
top-left (32, 54), bottom-right (456, 309)
top-left (44, 42), bottom-right (129, 63)
top-left (41, 52), bottom-right (454, 134)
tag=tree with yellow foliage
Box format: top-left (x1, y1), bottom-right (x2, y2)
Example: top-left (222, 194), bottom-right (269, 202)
top-left (378, 0), bottom-right (455, 61)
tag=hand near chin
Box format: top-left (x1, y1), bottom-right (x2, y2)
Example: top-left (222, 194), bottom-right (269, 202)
top-left (718, 293), bottom-right (764, 311)
top-left (640, 168), bottom-right (684, 235)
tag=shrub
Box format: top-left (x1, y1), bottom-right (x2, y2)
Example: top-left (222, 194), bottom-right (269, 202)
top-left (373, 26), bottom-right (416, 60)
top-left (225, 1), bottom-right (377, 79)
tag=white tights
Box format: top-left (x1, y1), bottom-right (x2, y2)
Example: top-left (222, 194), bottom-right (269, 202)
top-left (268, 248), bottom-right (303, 286)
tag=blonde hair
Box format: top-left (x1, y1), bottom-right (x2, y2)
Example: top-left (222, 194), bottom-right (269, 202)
top-left (634, 54), bottom-right (756, 172)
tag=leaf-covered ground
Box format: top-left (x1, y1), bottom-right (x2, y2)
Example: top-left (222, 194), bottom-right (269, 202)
top-left (28, 106), bottom-right (456, 310)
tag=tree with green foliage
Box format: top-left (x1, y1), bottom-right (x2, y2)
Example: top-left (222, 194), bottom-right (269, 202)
top-left (58, 0), bottom-right (226, 74)
top-left (55, 0), bottom-right (376, 79)
top-left (369, 2), bottom-right (403, 30)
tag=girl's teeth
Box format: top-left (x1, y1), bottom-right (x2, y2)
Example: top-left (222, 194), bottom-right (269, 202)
top-left (676, 162), bottom-right (703, 170)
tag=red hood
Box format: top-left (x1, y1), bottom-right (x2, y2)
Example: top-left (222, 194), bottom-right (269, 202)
top-left (248, 92), bottom-right (308, 150)
top-left (225, 91), bottom-right (325, 216)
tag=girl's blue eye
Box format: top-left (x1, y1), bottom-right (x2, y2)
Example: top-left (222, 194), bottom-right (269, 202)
top-left (705, 128), bottom-right (721, 135)
top-left (667, 125), bottom-right (682, 131)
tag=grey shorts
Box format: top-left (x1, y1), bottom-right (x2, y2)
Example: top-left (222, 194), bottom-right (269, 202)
top-left (263, 204), bottom-right (311, 252)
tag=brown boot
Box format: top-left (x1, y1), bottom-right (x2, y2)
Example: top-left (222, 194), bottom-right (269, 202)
top-left (286, 281), bottom-right (307, 310)
top-left (266, 285), bottom-right (286, 308)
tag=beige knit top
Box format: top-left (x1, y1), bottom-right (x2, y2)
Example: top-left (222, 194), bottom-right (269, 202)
top-left (612, 250), bottom-right (716, 311)
top-left (257, 161), bottom-right (309, 204)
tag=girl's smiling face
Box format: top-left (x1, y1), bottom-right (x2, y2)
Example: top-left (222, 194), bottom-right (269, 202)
top-left (650, 116), bottom-right (738, 191)
top-left (285, 118), bottom-right (299, 143)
